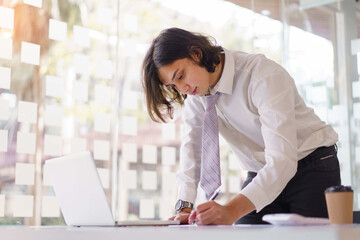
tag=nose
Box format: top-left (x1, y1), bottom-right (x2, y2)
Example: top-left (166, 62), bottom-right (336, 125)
top-left (176, 83), bottom-right (190, 94)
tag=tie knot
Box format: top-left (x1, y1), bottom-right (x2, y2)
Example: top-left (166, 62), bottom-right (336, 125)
top-left (205, 92), bottom-right (220, 110)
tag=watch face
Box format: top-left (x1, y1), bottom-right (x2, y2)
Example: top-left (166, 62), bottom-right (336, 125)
top-left (175, 200), bottom-right (182, 211)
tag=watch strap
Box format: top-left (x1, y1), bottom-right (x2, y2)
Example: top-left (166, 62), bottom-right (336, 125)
top-left (176, 200), bottom-right (194, 213)
top-left (182, 201), bottom-right (193, 209)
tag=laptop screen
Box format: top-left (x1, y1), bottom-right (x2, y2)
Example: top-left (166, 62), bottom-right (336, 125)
top-left (45, 151), bottom-right (115, 226)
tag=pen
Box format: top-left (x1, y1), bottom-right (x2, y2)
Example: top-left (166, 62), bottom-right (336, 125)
top-left (209, 186), bottom-right (222, 201)
top-left (192, 186), bottom-right (222, 224)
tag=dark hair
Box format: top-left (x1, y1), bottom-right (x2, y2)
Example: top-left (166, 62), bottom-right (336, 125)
top-left (142, 27), bottom-right (222, 123)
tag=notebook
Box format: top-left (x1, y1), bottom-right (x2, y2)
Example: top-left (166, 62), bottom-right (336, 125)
top-left (45, 151), bottom-right (180, 227)
top-left (262, 213), bottom-right (330, 226)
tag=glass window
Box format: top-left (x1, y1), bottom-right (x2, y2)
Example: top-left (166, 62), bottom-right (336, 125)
top-left (0, 0), bottom-right (358, 226)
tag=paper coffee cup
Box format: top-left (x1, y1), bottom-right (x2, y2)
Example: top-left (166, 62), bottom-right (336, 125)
top-left (325, 185), bottom-right (353, 224)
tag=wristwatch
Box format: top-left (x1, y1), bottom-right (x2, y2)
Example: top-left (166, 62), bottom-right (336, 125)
top-left (175, 199), bottom-right (193, 213)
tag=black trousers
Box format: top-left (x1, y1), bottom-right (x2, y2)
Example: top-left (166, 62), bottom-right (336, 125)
top-left (236, 145), bottom-right (341, 224)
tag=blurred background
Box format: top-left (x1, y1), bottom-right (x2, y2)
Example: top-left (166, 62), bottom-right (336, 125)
top-left (0, 0), bottom-right (359, 226)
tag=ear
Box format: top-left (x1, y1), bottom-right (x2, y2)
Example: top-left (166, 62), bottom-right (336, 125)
top-left (190, 47), bottom-right (202, 62)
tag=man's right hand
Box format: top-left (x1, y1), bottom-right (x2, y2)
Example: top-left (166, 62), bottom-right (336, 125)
top-left (168, 207), bottom-right (192, 224)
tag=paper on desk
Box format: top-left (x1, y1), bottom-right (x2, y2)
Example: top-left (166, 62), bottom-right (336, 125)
top-left (262, 213), bottom-right (330, 226)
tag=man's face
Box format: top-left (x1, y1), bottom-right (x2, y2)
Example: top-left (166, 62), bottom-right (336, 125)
top-left (158, 56), bottom-right (212, 96)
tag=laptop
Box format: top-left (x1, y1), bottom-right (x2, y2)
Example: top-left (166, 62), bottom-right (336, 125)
top-left (45, 151), bottom-right (180, 227)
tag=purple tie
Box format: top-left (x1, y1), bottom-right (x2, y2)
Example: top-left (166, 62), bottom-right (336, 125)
top-left (200, 92), bottom-right (221, 199)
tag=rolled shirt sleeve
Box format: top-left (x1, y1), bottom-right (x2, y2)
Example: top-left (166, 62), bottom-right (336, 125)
top-left (239, 68), bottom-right (299, 212)
top-left (177, 95), bottom-right (205, 204)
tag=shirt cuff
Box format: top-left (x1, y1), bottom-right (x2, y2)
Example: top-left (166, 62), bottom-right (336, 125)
top-left (177, 186), bottom-right (197, 204)
top-left (239, 182), bottom-right (271, 213)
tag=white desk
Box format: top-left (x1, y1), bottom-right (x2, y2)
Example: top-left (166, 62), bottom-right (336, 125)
top-left (1, 224), bottom-right (360, 240)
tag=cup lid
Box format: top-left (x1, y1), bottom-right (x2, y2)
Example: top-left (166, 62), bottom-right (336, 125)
top-left (325, 185), bottom-right (353, 193)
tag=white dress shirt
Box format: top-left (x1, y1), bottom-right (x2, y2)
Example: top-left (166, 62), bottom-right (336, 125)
top-left (177, 48), bottom-right (338, 212)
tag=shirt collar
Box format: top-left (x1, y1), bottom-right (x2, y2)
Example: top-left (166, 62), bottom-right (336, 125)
top-left (209, 48), bottom-right (235, 95)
